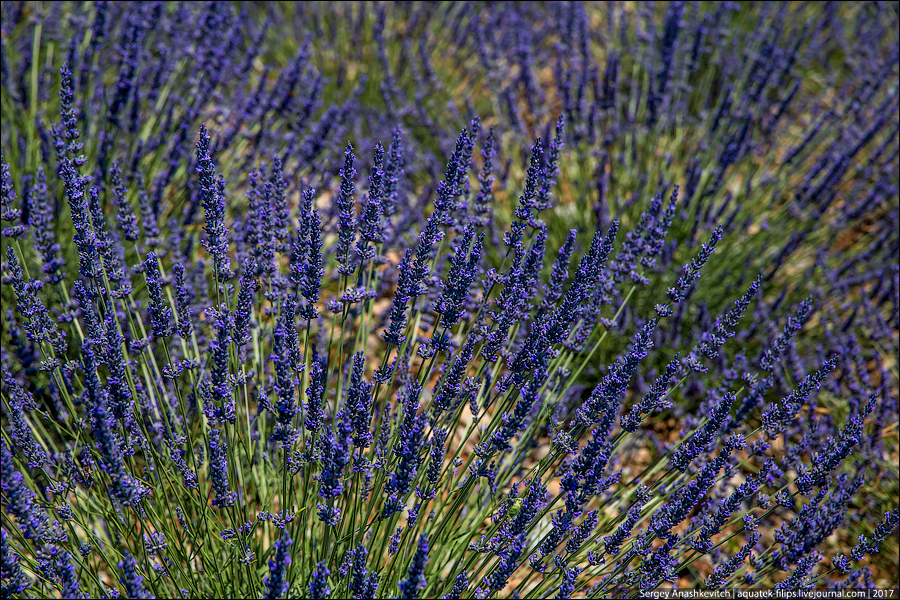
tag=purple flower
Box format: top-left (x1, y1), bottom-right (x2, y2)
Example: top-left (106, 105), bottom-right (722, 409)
top-left (774, 553), bottom-right (821, 590)
top-left (706, 531), bottom-right (761, 589)
top-left (143, 532), bottom-right (167, 556)
top-left (759, 297), bottom-right (815, 371)
top-left (59, 159), bottom-right (99, 279)
top-left (318, 424), bottom-right (352, 505)
top-left (410, 127), bottom-right (471, 293)
top-left (536, 229), bottom-right (577, 319)
top-left (243, 166), bottom-right (266, 254)
top-left (761, 356), bottom-right (838, 436)
top-left (472, 126), bottom-right (496, 229)
top-left (638, 534), bottom-right (679, 591)
top-left (144, 251), bottom-right (172, 337)
top-left (107, 16), bottom-right (142, 127)
top-left (55, 504), bottom-right (74, 522)
top-left (480, 534), bottom-right (526, 594)
top-left (83, 342), bottom-right (149, 507)
top-left (196, 124), bottom-right (231, 281)
top-left (692, 473), bottom-right (764, 553)
top-left (695, 275), bottom-right (762, 361)
top-left (795, 408), bottom-right (868, 494)
top-left (671, 391), bottom-right (736, 472)
top-left (6, 246), bottom-right (67, 354)
top-left (565, 510), bottom-right (598, 554)
top-left (398, 533), bottom-right (429, 599)
top-left (1, 528), bottom-right (31, 596)
top-left (0, 7), bottom-right (894, 597)
top-left (389, 527), bottom-right (402, 555)
top-left (208, 427), bottom-right (236, 508)
top-left (42, 545), bottom-right (85, 599)
top-left (4, 376), bottom-right (47, 467)
top-left (305, 357), bottom-right (326, 434)
top-left (426, 428), bottom-right (449, 491)
top-left (554, 565), bottom-right (580, 600)
top-left (308, 560), bottom-right (330, 599)
top-left (436, 225), bottom-right (483, 327)
top-left (87, 185), bottom-right (129, 292)
top-left (666, 226), bottom-right (723, 304)
top-left (54, 60), bottom-right (83, 159)
top-left (346, 352), bottom-right (374, 447)
top-left (833, 555), bottom-right (852, 575)
top-left (651, 436), bottom-right (743, 538)
top-left (26, 167), bottom-right (64, 283)
top-left (481, 248), bottom-right (529, 363)
top-left (432, 336), bottom-right (477, 415)
top-left (575, 319), bottom-right (656, 430)
top-left (455, 117), bottom-right (479, 200)
top-left (102, 302), bottom-right (134, 422)
top-left (509, 138), bottom-right (544, 245)
top-left (565, 435), bottom-right (619, 512)
top-left (642, 185), bottom-right (679, 268)
top-left (621, 354), bottom-right (680, 432)
top-left (847, 509), bottom-right (900, 562)
top-left (201, 304), bottom-right (236, 425)
top-left (1, 157), bottom-right (23, 238)
top-left (383, 383), bottom-right (426, 518)
top-left (491, 478), bottom-right (547, 551)
top-left (298, 189), bottom-right (324, 320)
top-left (382, 127), bottom-right (405, 218)
top-left (253, 176), bottom-right (277, 277)
top-left (264, 530), bottom-right (293, 599)
top-left (172, 263), bottom-right (194, 339)
top-left (335, 142), bottom-right (358, 277)
top-left (270, 300), bottom-right (300, 450)
top-left (538, 511), bottom-right (573, 561)
top-left (543, 220), bottom-right (619, 350)
top-left (270, 155), bottom-right (290, 251)
top-left (490, 366), bottom-right (546, 453)
top-left (536, 115), bottom-right (565, 212)
top-left (609, 193), bottom-right (668, 287)
top-left (356, 141), bottom-right (386, 260)
top-left (604, 486), bottom-right (653, 557)
top-left (1, 440), bottom-right (52, 540)
top-left (774, 474), bottom-right (863, 571)
top-left (345, 544), bottom-right (378, 599)
top-left (442, 571), bottom-right (468, 600)
top-left (109, 162), bottom-right (139, 242)
top-left (118, 551), bottom-right (151, 599)
top-left (382, 250), bottom-right (415, 346)
top-left (165, 436), bottom-right (198, 490)
top-left (233, 260), bottom-right (259, 348)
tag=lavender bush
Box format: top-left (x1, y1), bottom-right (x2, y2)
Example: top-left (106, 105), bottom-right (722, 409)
top-left (1, 2), bottom-right (898, 598)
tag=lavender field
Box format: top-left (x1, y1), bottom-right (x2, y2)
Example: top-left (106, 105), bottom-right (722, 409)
top-left (1, 2), bottom-right (898, 598)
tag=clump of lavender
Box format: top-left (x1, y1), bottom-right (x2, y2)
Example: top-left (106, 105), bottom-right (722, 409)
top-left (0, 2), bottom-right (897, 599)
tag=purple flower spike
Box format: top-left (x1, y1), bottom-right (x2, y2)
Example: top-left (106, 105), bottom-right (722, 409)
top-left (264, 529), bottom-right (293, 599)
top-left (118, 551), bottom-right (151, 599)
top-left (308, 560), bottom-right (330, 599)
top-left (398, 533), bottom-right (429, 599)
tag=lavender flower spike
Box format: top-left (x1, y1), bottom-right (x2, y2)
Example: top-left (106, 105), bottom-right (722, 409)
top-left (399, 533), bottom-right (430, 599)
top-left (309, 560), bottom-right (331, 599)
top-left (118, 552), bottom-right (152, 599)
top-left (264, 529), bottom-right (293, 599)
top-left (336, 142), bottom-right (358, 277)
top-left (209, 427), bottom-right (236, 508)
top-left (197, 123), bottom-right (231, 281)
top-left (144, 250), bottom-right (172, 337)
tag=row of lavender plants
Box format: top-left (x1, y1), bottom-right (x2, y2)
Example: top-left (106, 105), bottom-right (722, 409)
top-left (1, 2), bottom-right (897, 598)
